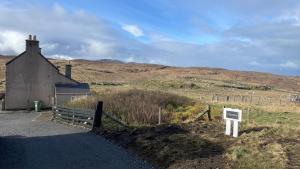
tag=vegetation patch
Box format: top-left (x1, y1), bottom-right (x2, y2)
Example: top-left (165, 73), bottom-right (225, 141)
top-left (227, 126), bottom-right (300, 169)
top-left (97, 116), bottom-right (300, 169)
top-left (171, 103), bottom-right (207, 123)
top-left (65, 88), bottom-right (300, 169)
top-left (218, 83), bottom-right (272, 91)
top-left (66, 89), bottom-right (194, 125)
top-left (86, 68), bottom-right (114, 73)
top-left (90, 81), bottom-right (125, 86)
top-left (142, 80), bottom-right (201, 90)
top-left (249, 111), bottom-right (300, 128)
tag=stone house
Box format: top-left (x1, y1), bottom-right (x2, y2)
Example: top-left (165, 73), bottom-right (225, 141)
top-left (5, 35), bottom-right (90, 110)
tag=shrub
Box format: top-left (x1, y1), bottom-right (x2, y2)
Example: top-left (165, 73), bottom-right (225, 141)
top-left (65, 89), bottom-right (193, 125)
top-left (172, 102), bottom-right (207, 123)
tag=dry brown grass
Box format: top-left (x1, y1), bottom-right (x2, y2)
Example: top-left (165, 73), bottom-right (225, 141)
top-left (1, 56), bottom-right (300, 91)
top-left (66, 89), bottom-right (193, 125)
top-left (1, 56), bottom-right (299, 113)
top-left (227, 126), bottom-right (300, 169)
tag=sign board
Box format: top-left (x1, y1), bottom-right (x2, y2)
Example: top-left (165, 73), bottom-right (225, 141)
top-left (223, 108), bottom-right (242, 137)
top-left (223, 108), bottom-right (242, 122)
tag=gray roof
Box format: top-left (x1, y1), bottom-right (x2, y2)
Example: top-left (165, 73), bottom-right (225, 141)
top-left (55, 83), bottom-right (90, 89)
top-left (55, 83), bottom-right (90, 94)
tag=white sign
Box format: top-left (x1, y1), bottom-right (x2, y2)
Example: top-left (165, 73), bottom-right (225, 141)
top-left (223, 108), bottom-right (242, 121)
top-left (223, 108), bottom-right (242, 137)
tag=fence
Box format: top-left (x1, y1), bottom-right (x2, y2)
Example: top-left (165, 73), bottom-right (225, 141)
top-left (210, 93), bottom-right (300, 106)
top-left (52, 106), bottom-right (95, 128)
top-left (52, 101), bottom-right (128, 129)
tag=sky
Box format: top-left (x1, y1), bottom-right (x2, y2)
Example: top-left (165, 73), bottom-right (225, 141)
top-left (0, 0), bottom-right (299, 76)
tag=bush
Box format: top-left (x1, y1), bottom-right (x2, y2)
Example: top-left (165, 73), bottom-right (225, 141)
top-left (65, 89), bottom-right (193, 125)
top-left (172, 103), bottom-right (207, 123)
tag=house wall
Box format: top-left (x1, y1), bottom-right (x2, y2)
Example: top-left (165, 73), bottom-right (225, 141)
top-left (5, 46), bottom-right (77, 110)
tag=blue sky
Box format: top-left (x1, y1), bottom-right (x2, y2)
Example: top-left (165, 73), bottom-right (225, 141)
top-left (0, 0), bottom-right (299, 76)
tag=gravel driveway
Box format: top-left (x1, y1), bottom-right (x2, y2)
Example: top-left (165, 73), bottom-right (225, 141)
top-left (0, 111), bottom-right (154, 169)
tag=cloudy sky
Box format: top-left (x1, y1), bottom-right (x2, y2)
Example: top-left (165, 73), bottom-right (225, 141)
top-left (0, 0), bottom-right (299, 76)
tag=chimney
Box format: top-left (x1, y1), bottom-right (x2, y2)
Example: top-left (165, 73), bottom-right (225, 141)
top-left (26, 34), bottom-right (40, 52)
top-left (65, 63), bottom-right (72, 79)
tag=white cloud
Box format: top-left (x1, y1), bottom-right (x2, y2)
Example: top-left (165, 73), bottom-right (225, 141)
top-left (0, 30), bottom-right (25, 54)
top-left (53, 3), bottom-right (66, 16)
top-left (280, 61), bottom-right (299, 69)
top-left (275, 7), bottom-right (300, 25)
top-left (249, 61), bottom-right (262, 66)
top-left (122, 24), bottom-right (144, 37)
top-left (0, 3), bottom-right (129, 59)
top-left (48, 54), bottom-right (74, 60)
top-left (0, 1), bottom-right (299, 75)
top-left (125, 56), bottom-right (135, 62)
top-left (148, 33), bottom-right (174, 42)
top-left (41, 43), bottom-right (58, 51)
top-left (149, 58), bottom-right (167, 65)
top-left (78, 39), bottom-right (116, 57)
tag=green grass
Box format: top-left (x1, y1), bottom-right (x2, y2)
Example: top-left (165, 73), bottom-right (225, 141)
top-left (250, 111), bottom-right (300, 128)
top-left (200, 102), bottom-right (300, 129)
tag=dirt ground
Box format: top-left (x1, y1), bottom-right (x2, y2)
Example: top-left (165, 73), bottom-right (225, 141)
top-left (94, 116), bottom-right (300, 169)
top-left (95, 121), bottom-right (235, 169)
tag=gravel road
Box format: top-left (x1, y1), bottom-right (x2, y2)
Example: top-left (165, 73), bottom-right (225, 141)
top-left (0, 111), bottom-right (154, 169)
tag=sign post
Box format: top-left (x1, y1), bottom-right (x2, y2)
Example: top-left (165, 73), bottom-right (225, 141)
top-left (223, 108), bottom-right (242, 137)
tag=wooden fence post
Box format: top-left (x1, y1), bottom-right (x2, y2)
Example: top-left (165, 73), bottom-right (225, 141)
top-left (158, 107), bottom-right (161, 125)
top-left (208, 105), bottom-right (212, 121)
top-left (93, 101), bottom-right (103, 130)
top-left (72, 107), bottom-right (75, 125)
top-left (1, 99), bottom-right (5, 110)
top-left (247, 108), bottom-right (250, 125)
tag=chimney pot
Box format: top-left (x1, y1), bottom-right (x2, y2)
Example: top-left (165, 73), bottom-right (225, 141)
top-left (26, 34), bottom-right (40, 52)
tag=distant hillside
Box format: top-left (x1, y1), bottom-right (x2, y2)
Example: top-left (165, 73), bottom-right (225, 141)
top-left (95, 59), bottom-right (125, 64)
top-left (0, 55), bottom-right (299, 92)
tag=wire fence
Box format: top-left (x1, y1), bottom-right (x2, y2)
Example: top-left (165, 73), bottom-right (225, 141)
top-left (207, 93), bottom-right (300, 106)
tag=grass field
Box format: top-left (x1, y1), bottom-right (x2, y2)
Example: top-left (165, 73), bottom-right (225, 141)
top-left (0, 56), bottom-right (299, 168)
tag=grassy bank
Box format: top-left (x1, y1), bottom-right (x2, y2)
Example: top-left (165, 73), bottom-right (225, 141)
top-left (66, 89), bottom-right (300, 169)
top-left (66, 89), bottom-right (201, 125)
